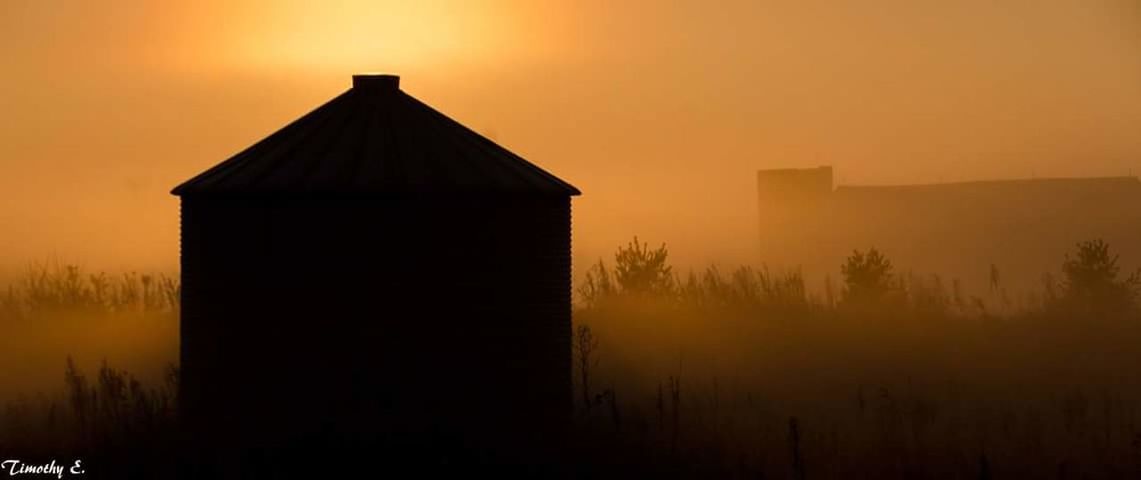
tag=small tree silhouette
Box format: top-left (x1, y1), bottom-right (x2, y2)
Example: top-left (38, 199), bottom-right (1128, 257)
top-left (614, 236), bottom-right (674, 297)
top-left (577, 261), bottom-right (616, 308)
top-left (840, 248), bottom-right (895, 305)
top-left (1059, 239), bottom-right (1140, 312)
top-left (573, 324), bottom-right (600, 414)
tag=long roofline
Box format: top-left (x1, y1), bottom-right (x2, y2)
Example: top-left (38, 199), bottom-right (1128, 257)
top-left (834, 175), bottom-right (1140, 191)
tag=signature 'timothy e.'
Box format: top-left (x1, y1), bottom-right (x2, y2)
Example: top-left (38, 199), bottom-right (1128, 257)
top-left (0, 459), bottom-right (85, 478)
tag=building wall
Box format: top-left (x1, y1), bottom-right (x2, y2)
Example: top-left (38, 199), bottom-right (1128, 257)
top-left (756, 167), bottom-right (835, 279)
top-left (756, 166), bottom-right (833, 220)
top-left (180, 196), bottom-right (573, 450)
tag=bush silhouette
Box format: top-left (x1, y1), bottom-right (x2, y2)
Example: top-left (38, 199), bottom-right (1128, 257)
top-left (577, 260), bottom-right (617, 308)
top-left (840, 248), bottom-right (895, 306)
top-left (1059, 239), bottom-right (1140, 313)
top-left (613, 236), bottom-right (674, 297)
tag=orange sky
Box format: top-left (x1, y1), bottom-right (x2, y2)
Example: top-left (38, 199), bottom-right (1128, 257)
top-left (1, 0), bottom-right (1139, 275)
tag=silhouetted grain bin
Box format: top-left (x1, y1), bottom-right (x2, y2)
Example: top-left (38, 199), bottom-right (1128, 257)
top-left (172, 74), bottom-right (580, 455)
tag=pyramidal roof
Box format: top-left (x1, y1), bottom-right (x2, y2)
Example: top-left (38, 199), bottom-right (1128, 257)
top-left (172, 74), bottom-right (580, 197)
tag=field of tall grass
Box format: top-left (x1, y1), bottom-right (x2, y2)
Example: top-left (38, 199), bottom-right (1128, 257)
top-left (0, 262), bottom-right (179, 473)
top-left (570, 238), bottom-right (1141, 478)
top-left (1, 239), bottom-right (1140, 477)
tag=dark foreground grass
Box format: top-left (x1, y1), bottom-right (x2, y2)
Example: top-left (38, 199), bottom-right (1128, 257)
top-left (2, 243), bottom-right (1140, 478)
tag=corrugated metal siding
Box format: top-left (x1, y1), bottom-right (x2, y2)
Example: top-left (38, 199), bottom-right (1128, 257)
top-left (180, 196), bottom-right (573, 446)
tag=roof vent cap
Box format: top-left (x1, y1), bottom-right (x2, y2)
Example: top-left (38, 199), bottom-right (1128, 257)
top-left (352, 74), bottom-right (400, 90)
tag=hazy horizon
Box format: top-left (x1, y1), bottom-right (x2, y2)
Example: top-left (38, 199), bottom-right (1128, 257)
top-left (2, 0), bottom-right (1140, 274)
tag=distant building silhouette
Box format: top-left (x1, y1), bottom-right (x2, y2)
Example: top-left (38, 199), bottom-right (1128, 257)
top-left (756, 166), bottom-right (833, 227)
top-left (758, 166), bottom-right (1141, 295)
top-left (173, 74), bottom-right (580, 461)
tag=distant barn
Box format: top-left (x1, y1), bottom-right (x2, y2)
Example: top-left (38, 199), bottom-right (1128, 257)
top-left (172, 74), bottom-right (580, 455)
top-left (757, 166), bottom-right (1141, 294)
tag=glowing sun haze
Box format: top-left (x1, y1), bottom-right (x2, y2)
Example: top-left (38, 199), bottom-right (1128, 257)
top-left (0, 0), bottom-right (1139, 276)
